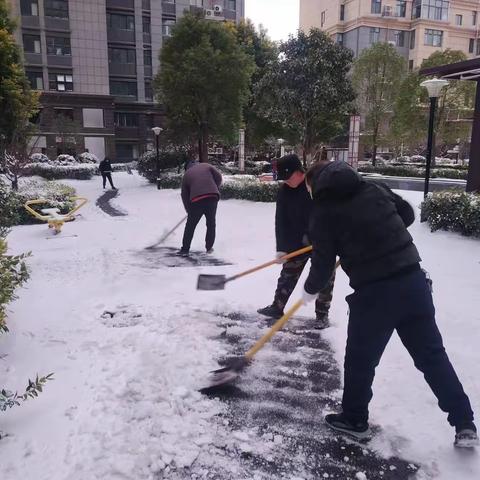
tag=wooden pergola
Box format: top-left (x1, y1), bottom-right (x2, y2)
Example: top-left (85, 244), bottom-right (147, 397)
top-left (420, 58), bottom-right (480, 192)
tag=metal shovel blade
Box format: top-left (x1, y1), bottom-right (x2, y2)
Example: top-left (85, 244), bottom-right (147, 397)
top-left (206, 356), bottom-right (250, 387)
top-left (197, 274), bottom-right (227, 291)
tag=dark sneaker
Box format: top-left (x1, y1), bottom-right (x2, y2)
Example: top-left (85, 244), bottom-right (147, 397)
top-left (325, 413), bottom-right (371, 440)
top-left (177, 248), bottom-right (189, 257)
top-left (257, 304), bottom-right (284, 319)
top-left (316, 314), bottom-right (330, 330)
top-left (455, 423), bottom-right (478, 448)
top-left (206, 248), bottom-right (214, 254)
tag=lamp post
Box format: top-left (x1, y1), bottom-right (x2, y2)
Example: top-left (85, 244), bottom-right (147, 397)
top-left (152, 127), bottom-right (163, 190)
top-left (420, 78), bottom-right (448, 198)
top-left (277, 138), bottom-right (285, 158)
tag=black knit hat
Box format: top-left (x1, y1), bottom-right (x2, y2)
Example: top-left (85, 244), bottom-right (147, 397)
top-left (277, 154), bottom-right (303, 181)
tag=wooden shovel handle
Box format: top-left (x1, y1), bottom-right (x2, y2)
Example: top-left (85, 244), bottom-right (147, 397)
top-left (226, 246), bottom-right (313, 283)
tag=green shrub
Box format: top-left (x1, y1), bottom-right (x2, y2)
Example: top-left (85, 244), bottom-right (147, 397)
top-left (421, 191), bottom-right (480, 237)
top-left (157, 173), bottom-right (279, 202)
top-left (24, 163), bottom-right (96, 180)
top-left (137, 151), bottom-right (188, 182)
top-left (0, 180), bottom-right (76, 227)
top-left (359, 164), bottom-right (468, 180)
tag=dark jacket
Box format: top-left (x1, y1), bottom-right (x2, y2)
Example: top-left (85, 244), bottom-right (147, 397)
top-left (99, 159), bottom-right (112, 173)
top-left (304, 160), bottom-right (421, 293)
top-left (181, 162), bottom-right (222, 211)
top-left (275, 181), bottom-right (312, 253)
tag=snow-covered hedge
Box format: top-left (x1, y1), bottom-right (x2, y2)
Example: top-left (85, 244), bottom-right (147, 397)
top-left (157, 173), bottom-right (280, 202)
top-left (0, 180), bottom-right (76, 226)
top-left (24, 163), bottom-right (96, 180)
top-left (421, 191), bottom-right (480, 237)
top-left (30, 153), bottom-right (49, 164)
top-left (137, 151), bottom-right (187, 182)
top-left (77, 152), bottom-right (98, 164)
top-left (359, 164), bottom-right (468, 180)
top-left (112, 161), bottom-right (137, 172)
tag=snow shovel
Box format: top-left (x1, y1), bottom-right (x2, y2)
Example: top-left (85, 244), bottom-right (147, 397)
top-left (145, 215), bottom-right (188, 250)
top-left (197, 246), bottom-right (313, 291)
top-left (207, 299), bottom-right (304, 387)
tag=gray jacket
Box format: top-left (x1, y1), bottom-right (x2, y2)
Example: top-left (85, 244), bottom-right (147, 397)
top-left (181, 162), bottom-right (223, 210)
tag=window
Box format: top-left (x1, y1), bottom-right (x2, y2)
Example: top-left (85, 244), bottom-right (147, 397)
top-left (107, 13), bottom-right (135, 31)
top-left (469, 38), bottom-right (475, 53)
top-left (394, 30), bottom-right (405, 47)
top-left (371, 0), bottom-right (381, 14)
top-left (410, 29), bottom-right (416, 49)
top-left (110, 80), bottom-right (137, 97)
top-left (143, 16), bottom-right (151, 34)
top-left (20, 0), bottom-right (39, 16)
top-left (26, 70), bottom-right (43, 90)
top-left (46, 36), bottom-right (71, 56)
top-left (456, 14), bottom-right (463, 26)
top-left (424, 29), bottom-right (443, 47)
top-left (114, 112), bottom-right (138, 127)
top-left (340, 4), bottom-right (345, 21)
top-left (473, 11), bottom-right (477, 26)
top-left (45, 0), bottom-right (69, 19)
top-left (83, 108), bottom-right (104, 128)
top-left (49, 72), bottom-right (73, 91)
top-left (190, 0), bottom-right (204, 6)
top-left (162, 19), bottom-right (175, 36)
top-left (414, 0), bottom-right (449, 21)
top-left (336, 33), bottom-right (344, 45)
top-left (396, 1), bottom-right (406, 17)
top-left (369, 27), bottom-right (380, 44)
top-left (145, 82), bottom-right (153, 101)
top-left (143, 49), bottom-right (152, 66)
top-left (142, 0), bottom-right (151, 10)
top-left (321, 11), bottom-right (326, 27)
top-left (227, 0), bottom-right (236, 10)
top-left (54, 108), bottom-right (74, 121)
top-left (108, 47), bottom-right (136, 64)
top-left (116, 143), bottom-right (138, 160)
top-left (23, 34), bottom-right (41, 54)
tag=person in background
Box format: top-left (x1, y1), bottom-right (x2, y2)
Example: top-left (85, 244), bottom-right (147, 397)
top-left (302, 159), bottom-right (477, 448)
top-left (99, 157), bottom-right (116, 190)
top-left (179, 160), bottom-right (223, 256)
top-left (257, 154), bottom-right (335, 328)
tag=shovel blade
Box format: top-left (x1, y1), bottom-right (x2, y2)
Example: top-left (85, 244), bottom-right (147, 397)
top-left (197, 274), bottom-right (227, 291)
top-left (206, 356), bottom-right (250, 387)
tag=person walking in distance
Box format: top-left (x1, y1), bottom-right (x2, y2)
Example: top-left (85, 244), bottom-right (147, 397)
top-left (302, 159), bottom-right (477, 448)
top-left (179, 161), bottom-right (223, 256)
top-left (99, 157), bottom-right (116, 190)
top-left (257, 154), bottom-right (335, 329)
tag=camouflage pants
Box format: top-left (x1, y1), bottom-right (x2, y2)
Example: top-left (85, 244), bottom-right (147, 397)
top-left (273, 256), bottom-right (335, 319)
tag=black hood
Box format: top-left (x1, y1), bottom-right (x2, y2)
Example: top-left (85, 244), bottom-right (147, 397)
top-left (311, 160), bottom-right (363, 200)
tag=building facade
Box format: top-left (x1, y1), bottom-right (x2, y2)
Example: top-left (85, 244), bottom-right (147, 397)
top-left (8, 0), bottom-right (245, 161)
top-left (300, 0), bottom-right (480, 70)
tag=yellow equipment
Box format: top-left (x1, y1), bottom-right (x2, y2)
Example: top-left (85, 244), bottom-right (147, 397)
top-left (24, 197), bottom-right (88, 234)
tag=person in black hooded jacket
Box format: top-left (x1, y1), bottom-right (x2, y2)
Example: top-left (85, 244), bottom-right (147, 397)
top-left (302, 159), bottom-right (477, 448)
top-left (257, 154), bottom-right (335, 328)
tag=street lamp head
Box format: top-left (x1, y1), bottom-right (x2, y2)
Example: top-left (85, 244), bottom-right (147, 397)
top-left (277, 138), bottom-right (285, 145)
top-left (152, 127), bottom-right (163, 136)
top-left (421, 78), bottom-right (449, 98)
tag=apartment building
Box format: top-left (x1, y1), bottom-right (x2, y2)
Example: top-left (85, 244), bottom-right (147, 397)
top-left (8, 0), bottom-right (244, 161)
top-left (300, 1), bottom-right (480, 70)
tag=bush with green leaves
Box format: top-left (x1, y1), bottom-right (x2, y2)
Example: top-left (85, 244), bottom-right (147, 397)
top-left (421, 191), bottom-right (480, 237)
top-left (24, 163), bottom-right (96, 180)
top-left (137, 150), bottom-right (188, 182)
top-left (157, 173), bottom-right (280, 202)
top-left (0, 180), bottom-right (76, 226)
top-left (359, 164), bottom-right (468, 180)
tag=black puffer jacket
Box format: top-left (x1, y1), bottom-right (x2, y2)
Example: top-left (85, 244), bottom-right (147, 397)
top-left (275, 181), bottom-right (312, 253)
top-left (304, 161), bottom-right (421, 293)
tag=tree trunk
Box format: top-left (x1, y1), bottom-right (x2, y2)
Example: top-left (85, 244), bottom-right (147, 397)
top-left (12, 176), bottom-right (19, 191)
top-left (199, 123), bottom-right (209, 163)
top-left (372, 144), bottom-right (377, 167)
top-left (302, 149), bottom-right (307, 169)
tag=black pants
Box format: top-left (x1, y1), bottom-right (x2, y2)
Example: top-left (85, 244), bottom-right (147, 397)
top-left (102, 172), bottom-right (114, 189)
top-left (181, 197), bottom-right (218, 252)
top-left (273, 255), bottom-right (335, 319)
top-left (343, 268), bottom-right (474, 428)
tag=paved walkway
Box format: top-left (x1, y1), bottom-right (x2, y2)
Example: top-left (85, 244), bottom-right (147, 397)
top-left (96, 189), bottom-right (127, 217)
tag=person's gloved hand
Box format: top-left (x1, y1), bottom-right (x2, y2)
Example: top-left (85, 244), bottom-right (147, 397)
top-left (275, 251), bottom-right (288, 264)
top-left (302, 288), bottom-right (317, 304)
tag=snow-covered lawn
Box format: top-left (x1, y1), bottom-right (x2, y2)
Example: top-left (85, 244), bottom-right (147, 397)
top-left (1, 172), bottom-right (479, 479)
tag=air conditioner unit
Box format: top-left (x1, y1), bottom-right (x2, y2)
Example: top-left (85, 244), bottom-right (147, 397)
top-left (208, 147), bottom-right (215, 155)
top-left (205, 9), bottom-right (214, 17)
top-left (214, 5), bottom-right (223, 13)
top-left (215, 147), bottom-right (223, 154)
top-left (382, 6), bottom-right (392, 17)
top-left (388, 40), bottom-right (396, 46)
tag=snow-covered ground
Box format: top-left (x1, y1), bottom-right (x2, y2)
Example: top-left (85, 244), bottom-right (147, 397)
top-left (1, 172), bottom-right (479, 479)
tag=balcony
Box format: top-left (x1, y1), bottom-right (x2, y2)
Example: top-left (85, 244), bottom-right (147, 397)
top-left (106, 0), bottom-right (134, 10)
top-left (24, 52), bottom-right (43, 65)
top-left (109, 63), bottom-right (137, 76)
top-left (143, 33), bottom-right (151, 44)
top-left (47, 55), bottom-right (72, 67)
top-left (162, 2), bottom-right (176, 16)
top-left (107, 29), bottom-right (135, 44)
top-left (44, 17), bottom-right (69, 31)
top-left (21, 16), bottom-right (40, 28)
top-left (144, 65), bottom-right (152, 78)
top-left (224, 10), bottom-right (236, 21)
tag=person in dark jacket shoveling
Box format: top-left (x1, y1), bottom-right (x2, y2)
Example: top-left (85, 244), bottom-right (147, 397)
top-left (179, 161), bottom-right (223, 256)
top-left (99, 157), bottom-right (117, 190)
top-left (257, 154), bottom-right (335, 328)
top-left (302, 159), bottom-right (477, 448)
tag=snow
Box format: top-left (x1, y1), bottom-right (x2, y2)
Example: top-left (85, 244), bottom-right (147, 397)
top-left (1, 172), bottom-right (480, 479)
